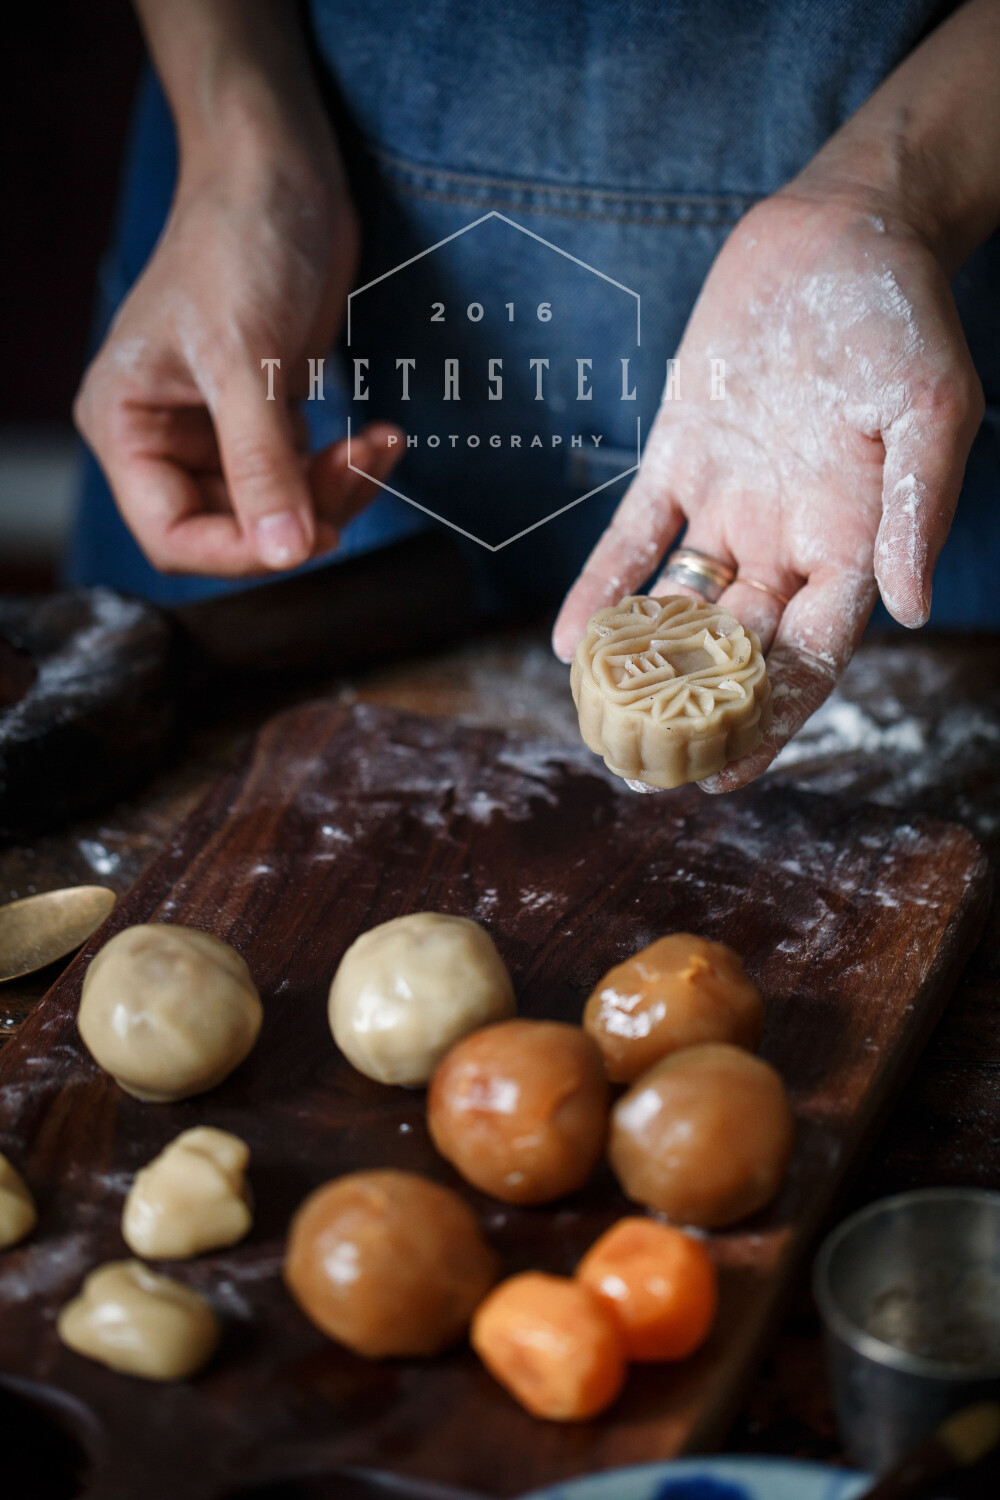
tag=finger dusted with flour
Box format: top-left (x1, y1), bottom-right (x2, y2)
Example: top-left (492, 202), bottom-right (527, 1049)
top-left (875, 353), bottom-right (984, 628)
top-left (699, 566), bottom-right (876, 793)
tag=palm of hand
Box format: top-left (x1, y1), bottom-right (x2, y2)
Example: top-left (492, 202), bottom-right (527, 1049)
top-left (555, 192), bottom-right (983, 790)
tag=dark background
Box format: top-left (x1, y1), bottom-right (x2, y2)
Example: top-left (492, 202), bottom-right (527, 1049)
top-left (0, 4), bottom-right (142, 589)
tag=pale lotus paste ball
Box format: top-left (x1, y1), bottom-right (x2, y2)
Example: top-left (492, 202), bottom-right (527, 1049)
top-left (0, 1153), bottom-right (36, 1250)
top-left (57, 1260), bottom-right (220, 1380)
top-left (78, 925), bottom-right (262, 1102)
top-left (328, 912), bottom-right (516, 1086)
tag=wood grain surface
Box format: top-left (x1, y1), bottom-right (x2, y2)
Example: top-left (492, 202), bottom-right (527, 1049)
top-left (0, 699), bottom-right (991, 1500)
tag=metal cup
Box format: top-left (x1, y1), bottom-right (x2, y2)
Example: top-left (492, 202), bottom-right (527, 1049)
top-left (813, 1188), bottom-right (1000, 1473)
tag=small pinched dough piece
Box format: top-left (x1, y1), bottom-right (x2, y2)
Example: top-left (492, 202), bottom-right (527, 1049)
top-left (57, 1260), bottom-right (220, 1380)
top-left (78, 925), bottom-right (263, 1102)
top-left (329, 912), bottom-right (516, 1086)
top-left (571, 595), bottom-right (772, 789)
top-left (0, 1152), bottom-right (36, 1250)
top-left (122, 1127), bottom-right (252, 1259)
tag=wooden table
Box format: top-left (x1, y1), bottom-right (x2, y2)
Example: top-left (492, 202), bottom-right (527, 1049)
top-left (2, 619), bottom-right (999, 1489)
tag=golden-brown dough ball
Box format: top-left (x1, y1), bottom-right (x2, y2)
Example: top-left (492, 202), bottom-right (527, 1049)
top-left (428, 1019), bottom-right (608, 1205)
top-left (608, 1043), bottom-right (793, 1228)
top-left (584, 933), bottom-right (764, 1083)
top-left (283, 1170), bottom-right (498, 1358)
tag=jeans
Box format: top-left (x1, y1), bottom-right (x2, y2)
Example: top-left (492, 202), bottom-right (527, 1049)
top-left (66, 0), bottom-right (1000, 628)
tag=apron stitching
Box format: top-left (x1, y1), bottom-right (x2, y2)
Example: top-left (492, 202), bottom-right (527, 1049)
top-left (378, 174), bottom-right (754, 225)
top-left (370, 144), bottom-right (760, 215)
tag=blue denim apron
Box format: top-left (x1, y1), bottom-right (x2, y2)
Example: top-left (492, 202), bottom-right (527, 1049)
top-left (66, 0), bottom-right (1000, 628)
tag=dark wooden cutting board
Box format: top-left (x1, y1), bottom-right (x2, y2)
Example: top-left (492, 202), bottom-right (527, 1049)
top-left (0, 701), bottom-right (990, 1500)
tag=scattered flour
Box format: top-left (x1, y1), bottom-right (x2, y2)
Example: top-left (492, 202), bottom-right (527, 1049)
top-left (771, 695), bottom-right (927, 768)
top-left (77, 839), bottom-right (122, 877)
top-left (519, 887), bottom-right (556, 912)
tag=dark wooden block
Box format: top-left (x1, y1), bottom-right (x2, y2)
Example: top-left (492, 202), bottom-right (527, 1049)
top-left (0, 588), bottom-right (176, 841)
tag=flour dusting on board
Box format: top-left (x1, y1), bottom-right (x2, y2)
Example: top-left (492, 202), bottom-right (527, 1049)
top-left (331, 707), bottom-right (618, 828)
top-left (769, 661), bottom-right (1000, 839)
top-left (771, 695), bottom-right (927, 766)
top-left (77, 838), bottom-right (123, 877)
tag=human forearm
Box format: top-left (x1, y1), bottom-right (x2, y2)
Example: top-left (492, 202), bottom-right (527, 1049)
top-left (787, 0), bottom-right (1000, 273)
top-left (72, 1), bottom-right (393, 580)
top-left (132, 0), bottom-right (345, 199)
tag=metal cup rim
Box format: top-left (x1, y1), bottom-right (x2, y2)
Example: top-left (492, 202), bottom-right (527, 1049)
top-left (813, 1187), bottom-right (1000, 1382)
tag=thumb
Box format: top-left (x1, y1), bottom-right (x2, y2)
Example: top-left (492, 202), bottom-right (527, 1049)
top-left (551, 422), bottom-right (685, 663)
top-left (213, 362), bottom-right (316, 571)
top-left (874, 374), bottom-right (983, 628)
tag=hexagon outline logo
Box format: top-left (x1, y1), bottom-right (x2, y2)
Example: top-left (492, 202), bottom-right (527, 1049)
top-left (345, 210), bottom-right (641, 552)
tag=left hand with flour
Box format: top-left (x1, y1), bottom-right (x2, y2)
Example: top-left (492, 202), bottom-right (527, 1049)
top-left (554, 0), bottom-right (1000, 792)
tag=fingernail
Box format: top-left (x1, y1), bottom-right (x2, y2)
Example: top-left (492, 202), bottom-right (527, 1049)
top-left (915, 583), bottom-right (932, 627)
top-left (256, 511), bottom-right (308, 569)
top-left (697, 774), bottom-right (727, 794)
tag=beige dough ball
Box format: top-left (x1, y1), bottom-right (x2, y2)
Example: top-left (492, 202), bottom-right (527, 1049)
top-left (608, 1043), bottom-right (794, 1229)
top-left (122, 1127), bottom-right (252, 1260)
top-left (57, 1260), bottom-right (220, 1380)
top-left (328, 913), bottom-right (515, 1086)
top-left (78, 925), bottom-right (262, 1102)
top-left (0, 1152), bottom-right (36, 1250)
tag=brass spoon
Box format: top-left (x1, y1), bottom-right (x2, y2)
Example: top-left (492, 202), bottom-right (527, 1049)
top-left (0, 886), bottom-right (117, 983)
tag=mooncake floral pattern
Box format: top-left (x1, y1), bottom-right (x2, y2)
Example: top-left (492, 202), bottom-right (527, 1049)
top-left (585, 596), bottom-right (765, 721)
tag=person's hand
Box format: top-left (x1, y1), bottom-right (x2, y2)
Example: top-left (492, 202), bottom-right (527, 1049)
top-left (75, 147), bottom-right (400, 576)
top-left (553, 187), bottom-right (984, 790)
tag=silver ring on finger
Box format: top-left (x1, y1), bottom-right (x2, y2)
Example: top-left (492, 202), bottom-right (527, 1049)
top-left (660, 547), bottom-right (735, 603)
